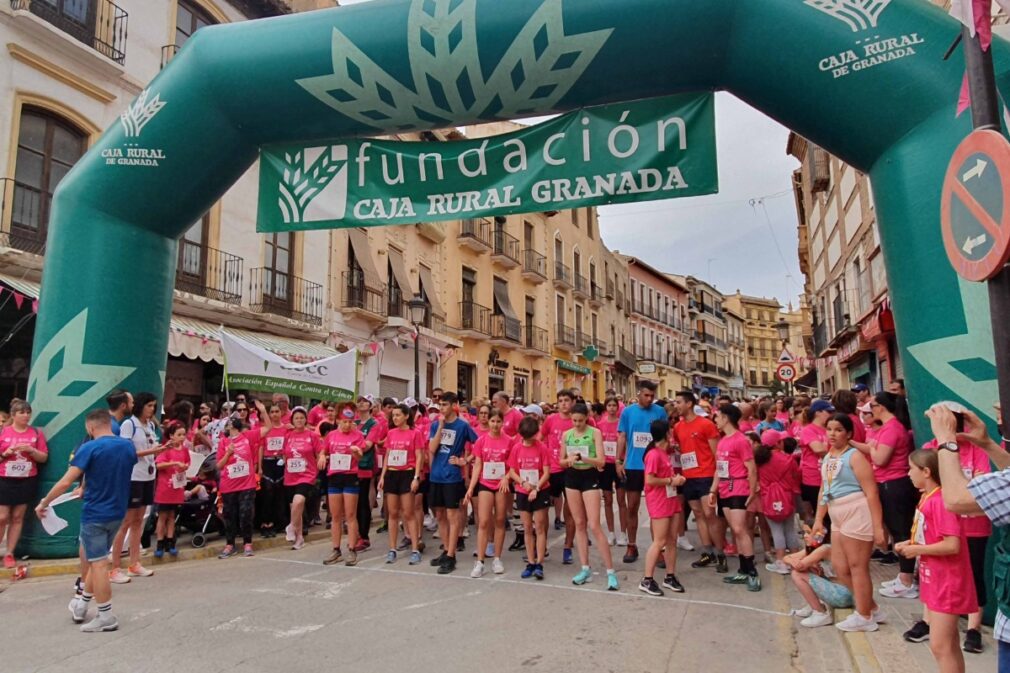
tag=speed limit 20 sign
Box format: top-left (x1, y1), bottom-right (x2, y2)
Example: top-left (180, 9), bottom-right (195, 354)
top-left (776, 362), bottom-right (797, 383)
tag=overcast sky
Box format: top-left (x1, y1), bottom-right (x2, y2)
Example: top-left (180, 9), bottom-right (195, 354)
top-left (336, 0), bottom-right (803, 306)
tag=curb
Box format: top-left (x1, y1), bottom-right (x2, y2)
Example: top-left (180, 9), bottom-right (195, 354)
top-left (835, 609), bottom-right (884, 673)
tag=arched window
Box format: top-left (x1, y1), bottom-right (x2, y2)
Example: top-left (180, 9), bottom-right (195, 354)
top-left (11, 107), bottom-right (87, 252)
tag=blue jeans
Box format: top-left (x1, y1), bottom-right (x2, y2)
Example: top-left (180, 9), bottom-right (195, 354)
top-left (80, 519), bottom-right (122, 562)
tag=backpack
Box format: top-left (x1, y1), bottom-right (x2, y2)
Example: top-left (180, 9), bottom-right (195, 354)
top-left (760, 455), bottom-right (796, 522)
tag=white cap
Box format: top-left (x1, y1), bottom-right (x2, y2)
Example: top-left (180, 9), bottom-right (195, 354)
top-left (522, 403), bottom-right (544, 418)
top-left (693, 405), bottom-right (709, 417)
top-left (403, 396), bottom-right (418, 408)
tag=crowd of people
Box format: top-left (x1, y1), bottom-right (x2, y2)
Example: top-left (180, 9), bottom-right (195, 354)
top-left (3, 379), bottom-right (1010, 673)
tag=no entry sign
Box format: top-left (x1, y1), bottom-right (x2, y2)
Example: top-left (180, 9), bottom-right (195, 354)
top-left (940, 129), bottom-right (1010, 281)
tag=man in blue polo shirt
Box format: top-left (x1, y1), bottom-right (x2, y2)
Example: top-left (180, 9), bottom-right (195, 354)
top-left (428, 391), bottom-right (478, 575)
top-left (616, 380), bottom-right (668, 563)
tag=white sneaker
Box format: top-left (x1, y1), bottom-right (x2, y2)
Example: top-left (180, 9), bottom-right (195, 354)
top-left (69, 598), bottom-right (89, 623)
top-left (606, 532), bottom-right (616, 546)
top-left (462, 527), bottom-right (470, 538)
top-left (470, 560), bottom-right (485, 578)
top-left (879, 575), bottom-right (902, 589)
top-left (108, 568), bottom-right (131, 584)
top-left (800, 611), bottom-right (834, 628)
top-left (292, 538), bottom-right (305, 551)
top-left (677, 536), bottom-right (695, 552)
top-left (127, 563), bottom-right (154, 578)
top-left (765, 560), bottom-right (791, 575)
top-left (835, 612), bottom-right (878, 632)
top-left (80, 612), bottom-right (119, 633)
top-left (871, 607), bottom-right (888, 624)
top-left (616, 532), bottom-right (629, 547)
top-left (423, 514), bottom-right (438, 532)
top-left (879, 581), bottom-right (919, 599)
top-left (790, 605), bottom-right (814, 618)
top-left (285, 524), bottom-right (295, 542)
top-left (491, 557), bottom-right (505, 574)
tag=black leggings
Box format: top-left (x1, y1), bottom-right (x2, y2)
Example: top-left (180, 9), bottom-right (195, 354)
top-left (257, 462), bottom-right (288, 529)
top-left (357, 476), bottom-right (372, 541)
top-left (968, 536), bottom-right (989, 608)
top-left (878, 476), bottom-right (917, 575)
top-left (223, 489), bottom-right (256, 546)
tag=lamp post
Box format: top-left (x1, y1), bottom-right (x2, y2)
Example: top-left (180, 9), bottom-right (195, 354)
top-left (408, 295), bottom-right (428, 400)
top-left (775, 317), bottom-right (792, 396)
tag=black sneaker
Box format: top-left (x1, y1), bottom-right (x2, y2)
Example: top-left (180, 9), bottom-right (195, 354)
top-left (964, 628), bottom-right (983, 653)
top-left (622, 544), bottom-right (639, 564)
top-left (437, 555), bottom-right (457, 575)
top-left (554, 517), bottom-right (563, 531)
top-left (663, 574), bottom-right (685, 593)
top-left (870, 549), bottom-right (885, 561)
top-left (430, 551), bottom-right (448, 567)
top-left (639, 578), bottom-right (664, 596)
top-left (878, 551), bottom-right (900, 565)
top-left (903, 620), bottom-right (930, 643)
top-left (691, 553), bottom-right (715, 569)
top-left (508, 534), bottom-right (524, 551)
top-left (457, 537), bottom-right (466, 552)
top-left (715, 554), bottom-right (729, 574)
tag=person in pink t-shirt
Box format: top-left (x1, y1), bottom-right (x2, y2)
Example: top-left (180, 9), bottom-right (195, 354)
top-left (896, 450), bottom-right (978, 673)
top-left (320, 405), bottom-right (366, 566)
top-left (799, 400), bottom-right (833, 523)
top-left (508, 417), bottom-right (551, 579)
top-left (376, 405), bottom-right (426, 564)
top-left (596, 398), bottom-right (625, 546)
top-left (0, 399), bottom-right (48, 569)
top-left (306, 402), bottom-right (328, 429)
top-left (465, 409), bottom-right (512, 577)
top-left (153, 423), bottom-right (190, 558)
top-left (218, 399), bottom-right (272, 558)
top-left (282, 407), bottom-right (323, 551)
top-left (639, 420), bottom-right (686, 597)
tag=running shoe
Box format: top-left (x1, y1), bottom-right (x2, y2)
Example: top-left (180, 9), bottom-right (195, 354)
top-left (964, 628), bottom-right (983, 653)
top-left (353, 539), bottom-right (370, 552)
top-left (491, 557), bottom-right (505, 574)
top-left (243, 544), bottom-right (254, 558)
top-left (871, 607), bottom-right (888, 624)
top-left (747, 574), bottom-right (762, 592)
top-left (790, 606), bottom-right (814, 618)
top-left (397, 536), bottom-right (412, 551)
top-left (765, 560), bottom-right (791, 575)
top-left (572, 567), bottom-right (592, 585)
top-left (877, 551), bottom-right (899, 565)
top-left (800, 611), bottom-right (833, 628)
top-left (563, 548), bottom-right (574, 565)
top-left (153, 547), bottom-right (164, 559)
top-left (292, 538), bottom-right (305, 551)
top-left (423, 514), bottom-right (438, 531)
top-left (218, 546), bottom-right (236, 559)
top-left (903, 620), bottom-right (930, 643)
top-left (879, 575), bottom-right (902, 588)
top-left (639, 578), bottom-right (663, 596)
top-left (870, 548), bottom-right (886, 561)
top-left (715, 555), bottom-right (729, 574)
top-left (606, 532), bottom-right (616, 546)
top-left (127, 563), bottom-right (154, 577)
top-left (108, 568), bottom-right (131, 584)
top-left (79, 613), bottom-right (119, 633)
top-left (676, 536), bottom-right (695, 552)
top-left (835, 612), bottom-right (878, 632)
top-left (168, 545), bottom-right (178, 557)
top-left (606, 572), bottom-right (619, 591)
top-left (470, 560), bottom-right (485, 578)
top-left (385, 550), bottom-right (397, 564)
top-left (508, 534), bottom-right (525, 551)
top-left (323, 549), bottom-right (343, 565)
top-left (722, 572), bottom-right (749, 585)
top-left (485, 542), bottom-right (495, 558)
top-left (691, 553), bottom-right (715, 569)
top-left (723, 543), bottom-right (738, 556)
top-left (345, 550), bottom-right (358, 566)
top-left (521, 563), bottom-right (535, 579)
top-left (437, 555), bottom-right (457, 575)
top-left (616, 531), bottom-right (629, 547)
top-left (663, 574), bottom-right (685, 593)
top-left (879, 581), bottom-right (919, 599)
top-left (69, 598), bottom-right (89, 624)
top-left (376, 522), bottom-right (389, 534)
top-left (408, 550), bottom-right (421, 565)
top-left (533, 564), bottom-right (544, 580)
top-left (430, 551), bottom-right (448, 567)
top-left (285, 524), bottom-right (296, 542)
top-left (622, 544), bottom-right (639, 564)
top-left (3, 554), bottom-right (15, 569)
top-left (554, 517), bottom-right (563, 531)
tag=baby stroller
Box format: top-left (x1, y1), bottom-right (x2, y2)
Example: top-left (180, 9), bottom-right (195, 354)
top-left (175, 452), bottom-right (225, 548)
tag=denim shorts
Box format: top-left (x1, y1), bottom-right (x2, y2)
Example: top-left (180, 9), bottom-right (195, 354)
top-left (80, 519), bottom-right (122, 562)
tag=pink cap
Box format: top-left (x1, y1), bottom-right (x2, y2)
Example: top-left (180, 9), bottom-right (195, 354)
top-left (760, 429), bottom-right (787, 446)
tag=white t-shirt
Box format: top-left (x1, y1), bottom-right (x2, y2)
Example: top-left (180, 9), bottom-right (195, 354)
top-left (121, 417), bottom-right (158, 482)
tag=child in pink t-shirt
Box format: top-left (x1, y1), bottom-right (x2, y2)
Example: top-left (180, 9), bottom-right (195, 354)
top-left (154, 423), bottom-right (191, 558)
top-left (896, 450), bottom-right (978, 673)
top-left (640, 420), bottom-right (686, 597)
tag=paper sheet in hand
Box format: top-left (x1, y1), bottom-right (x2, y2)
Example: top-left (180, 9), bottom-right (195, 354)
top-left (187, 451), bottom-right (204, 478)
top-left (40, 492), bottom-right (80, 535)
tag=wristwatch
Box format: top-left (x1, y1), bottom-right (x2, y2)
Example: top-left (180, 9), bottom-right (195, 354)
top-left (938, 441), bottom-right (960, 453)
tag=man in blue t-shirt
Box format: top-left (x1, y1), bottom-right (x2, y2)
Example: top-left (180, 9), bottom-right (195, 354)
top-left (616, 380), bottom-right (668, 562)
top-left (105, 389), bottom-right (133, 437)
top-left (36, 409), bottom-right (137, 633)
top-left (427, 391), bottom-right (478, 575)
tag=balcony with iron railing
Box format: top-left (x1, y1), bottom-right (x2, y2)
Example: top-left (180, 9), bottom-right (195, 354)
top-left (161, 43), bottom-right (179, 69)
top-left (605, 278), bottom-right (615, 299)
top-left (617, 345), bottom-right (637, 371)
top-left (590, 282), bottom-right (604, 306)
top-left (615, 288), bottom-right (624, 312)
top-left (522, 324), bottom-right (549, 354)
top-left (175, 241), bottom-right (243, 304)
top-left (491, 229), bottom-right (520, 268)
top-left (573, 273), bottom-right (590, 299)
top-left (521, 248), bottom-right (547, 282)
top-left (459, 217), bottom-right (493, 252)
top-left (12, 0), bottom-right (129, 64)
top-left (596, 338), bottom-right (612, 359)
top-left (0, 177), bottom-right (47, 255)
top-left (490, 313), bottom-right (522, 346)
top-left (555, 322), bottom-right (576, 349)
top-left (553, 261), bottom-right (573, 289)
top-left (575, 330), bottom-right (593, 350)
top-left (456, 301), bottom-right (492, 337)
top-left (813, 320), bottom-right (831, 356)
top-left (341, 270), bottom-right (387, 323)
top-left (251, 267), bottom-right (324, 325)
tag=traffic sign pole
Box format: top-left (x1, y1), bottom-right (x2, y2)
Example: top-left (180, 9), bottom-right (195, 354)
top-left (962, 24), bottom-right (1010, 432)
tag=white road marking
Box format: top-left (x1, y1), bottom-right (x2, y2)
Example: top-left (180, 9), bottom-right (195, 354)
top-left (129, 608), bottom-right (162, 621)
top-left (211, 615), bottom-right (325, 638)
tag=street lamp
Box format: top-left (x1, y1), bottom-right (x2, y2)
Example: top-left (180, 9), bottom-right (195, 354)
top-left (408, 295), bottom-right (428, 399)
top-left (775, 317), bottom-right (790, 343)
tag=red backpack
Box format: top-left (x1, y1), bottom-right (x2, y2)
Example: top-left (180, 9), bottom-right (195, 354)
top-left (760, 453), bottom-right (797, 522)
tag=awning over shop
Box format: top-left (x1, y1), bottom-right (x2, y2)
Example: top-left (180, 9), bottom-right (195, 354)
top-left (169, 316), bottom-right (340, 364)
top-left (418, 264), bottom-right (443, 317)
top-left (387, 247), bottom-right (415, 298)
top-left (0, 273), bottom-right (40, 299)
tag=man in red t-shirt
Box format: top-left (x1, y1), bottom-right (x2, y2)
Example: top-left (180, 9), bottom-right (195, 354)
top-left (672, 391), bottom-right (723, 569)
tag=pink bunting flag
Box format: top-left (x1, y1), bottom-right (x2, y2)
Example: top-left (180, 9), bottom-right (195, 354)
top-left (368, 342), bottom-right (380, 356)
top-left (12, 292), bottom-right (23, 309)
top-left (32, 299), bottom-right (38, 314)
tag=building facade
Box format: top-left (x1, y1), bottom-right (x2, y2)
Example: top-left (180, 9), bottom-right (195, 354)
top-left (723, 307), bottom-right (747, 399)
top-left (681, 275), bottom-right (729, 396)
top-left (724, 292), bottom-right (784, 398)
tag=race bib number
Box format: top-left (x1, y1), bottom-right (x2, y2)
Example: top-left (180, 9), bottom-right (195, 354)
top-left (680, 452), bottom-right (699, 470)
top-left (716, 460), bottom-right (729, 479)
top-left (822, 458), bottom-right (842, 481)
top-left (171, 471), bottom-right (187, 489)
top-left (520, 469), bottom-right (540, 487)
top-left (913, 510), bottom-right (926, 545)
top-left (665, 484), bottom-right (678, 498)
top-left (4, 460), bottom-right (30, 478)
top-left (330, 453), bottom-right (352, 472)
top-left (266, 437), bottom-right (284, 454)
top-left (603, 441), bottom-right (617, 458)
top-left (286, 458), bottom-right (307, 474)
top-left (440, 428), bottom-right (457, 446)
top-left (565, 444), bottom-right (583, 457)
top-left (632, 432), bottom-right (651, 449)
top-left (387, 449), bottom-right (408, 467)
top-left (227, 460), bottom-right (250, 479)
top-left (482, 461), bottom-right (506, 480)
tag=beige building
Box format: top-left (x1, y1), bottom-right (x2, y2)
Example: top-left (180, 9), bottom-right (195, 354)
top-left (723, 306), bottom-right (747, 399)
top-left (681, 275), bottom-right (729, 396)
top-left (724, 292), bottom-right (784, 397)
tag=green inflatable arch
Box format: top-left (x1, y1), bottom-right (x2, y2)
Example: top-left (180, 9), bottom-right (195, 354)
top-left (22, 0), bottom-right (1004, 556)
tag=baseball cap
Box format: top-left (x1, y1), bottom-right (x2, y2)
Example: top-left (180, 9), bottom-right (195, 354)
top-left (760, 429), bottom-right (787, 446)
top-left (810, 399), bottom-right (835, 414)
top-left (851, 383), bottom-right (869, 393)
top-left (403, 396), bottom-right (418, 408)
top-left (857, 402), bottom-right (872, 414)
top-left (693, 405), bottom-right (709, 417)
top-left (522, 403), bottom-right (544, 417)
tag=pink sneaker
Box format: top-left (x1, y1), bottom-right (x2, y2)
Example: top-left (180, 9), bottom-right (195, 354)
top-left (3, 554), bottom-right (14, 569)
top-left (108, 568), bottom-right (131, 584)
top-left (127, 563), bottom-right (154, 577)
